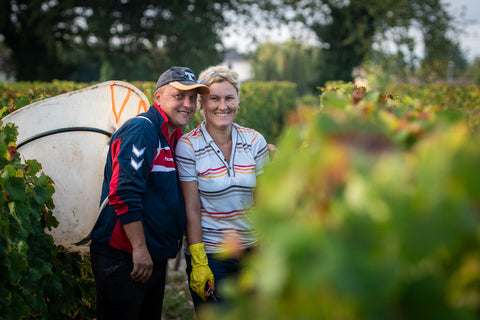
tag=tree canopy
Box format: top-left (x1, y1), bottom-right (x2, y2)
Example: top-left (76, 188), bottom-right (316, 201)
top-left (252, 40), bottom-right (321, 95)
top-left (0, 0), bottom-right (239, 81)
top-left (251, 0), bottom-right (466, 84)
top-left (0, 0), bottom-right (466, 84)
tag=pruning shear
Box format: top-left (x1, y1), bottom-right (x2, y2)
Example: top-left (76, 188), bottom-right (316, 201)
top-left (204, 280), bottom-right (218, 302)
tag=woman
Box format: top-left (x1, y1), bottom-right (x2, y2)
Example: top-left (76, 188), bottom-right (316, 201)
top-left (175, 65), bottom-right (270, 313)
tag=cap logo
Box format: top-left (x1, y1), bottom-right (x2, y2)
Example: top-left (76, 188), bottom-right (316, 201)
top-left (155, 66), bottom-right (208, 94)
top-left (185, 70), bottom-right (195, 81)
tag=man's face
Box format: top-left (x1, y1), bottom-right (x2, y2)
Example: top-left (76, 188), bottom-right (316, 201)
top-left (154, 84), bottom-right (198, 130)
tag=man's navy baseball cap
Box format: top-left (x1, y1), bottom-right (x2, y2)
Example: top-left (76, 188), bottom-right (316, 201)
top-left (155, 66), bottom-right (209, 94)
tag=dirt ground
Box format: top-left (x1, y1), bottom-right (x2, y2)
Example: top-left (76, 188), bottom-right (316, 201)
top-left (163, 251), bottom-right (196, 320)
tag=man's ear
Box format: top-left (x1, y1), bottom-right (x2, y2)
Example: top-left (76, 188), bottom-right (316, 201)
top-left (154, 89), bottom-right (162, 104)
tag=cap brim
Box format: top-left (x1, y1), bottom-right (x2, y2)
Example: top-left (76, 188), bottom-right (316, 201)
top-left (170, 81), bottom-right (210, 95)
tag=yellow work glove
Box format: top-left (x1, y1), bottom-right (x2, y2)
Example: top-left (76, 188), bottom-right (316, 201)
top-left (189, 243), bottom-right (215, 301)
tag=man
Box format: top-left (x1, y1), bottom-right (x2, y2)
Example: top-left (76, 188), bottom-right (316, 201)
top-left (90, 66), bottom-right (209, 320)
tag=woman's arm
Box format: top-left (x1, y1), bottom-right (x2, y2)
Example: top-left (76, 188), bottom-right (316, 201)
top-left (180, 180), bottom-right (215, 300)
top-left (180, 180), bottom-right (203, 245)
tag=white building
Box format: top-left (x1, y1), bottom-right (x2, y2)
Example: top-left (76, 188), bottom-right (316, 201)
top-left (221, 50), bottom-right (252, 82)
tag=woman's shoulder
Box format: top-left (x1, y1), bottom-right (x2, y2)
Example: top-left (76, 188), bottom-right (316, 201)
top-left (177, 124), bottom-right (206, 153)
top-left (233, 122), bottom-right (254, 133)
top-left (234, 123), bottom-right (266, 143)
top-left (180, 124), bottom-right (204, 141)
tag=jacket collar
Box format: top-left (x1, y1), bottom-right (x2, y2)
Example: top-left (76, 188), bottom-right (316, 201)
top-left (152, 102), bottom-right (183, 149)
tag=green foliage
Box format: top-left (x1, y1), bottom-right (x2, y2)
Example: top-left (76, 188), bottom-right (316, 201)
top-left (0, 1), bottom-right (235, 81)
top-left (385, 83), bottom-right (480, 132)
top-left (0, 81), bottom-right (92, 114)
top-left (0, 0), bottom-right (94, 81)
top-left (236, 81), bottom-right (297, 144)
top-left (261, 0), bottom-right (460, 85)
top-left (5, 80), bottom-right (480, 319)
top-left (200, 83), bottom-right (480, 319)
top-left (252, 40), bottom-right (321, 95)
top-left (462, 57), bottom-right (480, 85)
top-left (163, 269), bottom-right (195, 320)
top-left (0, 116), bottom-right (95, 319)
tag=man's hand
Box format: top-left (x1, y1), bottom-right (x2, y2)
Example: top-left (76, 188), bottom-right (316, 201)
top-left (123, 221), bottom-right (153, 283)
top-left (130, 245), bottom-right (153, 283)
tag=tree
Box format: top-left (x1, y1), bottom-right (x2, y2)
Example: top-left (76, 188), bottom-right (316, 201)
top-left (462, 57), bottom-right (480, 85)
top-left (417, 3), bottom-right (468, 81)
top-left (312, 0), bottom-right (379, 84)
top-left (1, 0), bottom-right (462, 83)
top-left (0, 0), bottom-right (241, 81)
top-left (0, 0), bottom-right (83, 80)
top-left (82, 0), bottom-right (231, 80)
top-left (252, 39), bottom-right (321, 95)
top-left (254, 0), bottom-right (462, 85)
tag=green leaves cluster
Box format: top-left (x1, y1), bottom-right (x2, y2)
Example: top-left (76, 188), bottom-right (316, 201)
top-left (250, 0), bottom-right (465, 84)
top-left (237, 81), bottom-right (297, 144)
top-left (0, 81), bottom-right (92, 114)
top-left (5, 80), bottom-right (479, 319)
top-left (386, 83), bottom-right (480, 131)
top-left (0, 112), bottom-right (95, 319)
top-left (0, 0), bottom-right (234, 81)
top-left (203, 83), bottom-right (480, 319)
top-left (252, 40), bottom-right (321, 96)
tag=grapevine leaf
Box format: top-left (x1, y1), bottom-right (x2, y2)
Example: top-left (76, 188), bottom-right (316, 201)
top-left (6, 292), bottom-right (28, 320)
top-left (24, 291), bottom-right (46, 314)
top-left (33, 185), bottom-right (53, 205)
top-left (44, 210), bottom-right (59, 230)
top-left (5, 177), bottom-right (27, 201)
top-left (25, 159), bottom-right (41, 175)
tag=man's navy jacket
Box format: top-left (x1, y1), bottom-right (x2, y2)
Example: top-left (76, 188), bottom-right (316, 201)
top-left (90, 103), bottom-right (186, 264)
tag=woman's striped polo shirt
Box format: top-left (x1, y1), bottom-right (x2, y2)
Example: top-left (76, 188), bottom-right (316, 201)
top-left (175, 121), bottom-right (269, 254)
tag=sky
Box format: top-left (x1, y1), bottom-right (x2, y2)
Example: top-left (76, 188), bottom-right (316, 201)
top-left (446, 0), bottom-right (480, 62)
top-left (223, 0), bottom-right (480, 63)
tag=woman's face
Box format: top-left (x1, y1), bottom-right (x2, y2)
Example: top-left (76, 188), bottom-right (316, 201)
top-left (202, 81), bottom-right (239, 130)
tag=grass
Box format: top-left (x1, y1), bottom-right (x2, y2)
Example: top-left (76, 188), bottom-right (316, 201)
top-left (163, 254), bottom-right (196, 320)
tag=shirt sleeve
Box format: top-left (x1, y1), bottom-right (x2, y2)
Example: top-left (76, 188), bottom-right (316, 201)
top-left (175, 136), bottom-right (198, 182)
top-left (251, 130), bottom-right (270, 176)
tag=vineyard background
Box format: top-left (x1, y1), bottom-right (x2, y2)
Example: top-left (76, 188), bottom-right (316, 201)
top-left (1, 0), bottom-right (480, 318)
top-left (1, 80), bottom-right (480, 319)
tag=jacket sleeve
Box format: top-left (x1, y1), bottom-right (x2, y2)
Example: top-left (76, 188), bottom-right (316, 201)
top-left (108, 118), bottom-right (157, 225)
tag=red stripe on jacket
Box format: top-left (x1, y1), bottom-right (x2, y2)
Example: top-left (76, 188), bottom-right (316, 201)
top-left (108, 138), bottom-right (133, 253)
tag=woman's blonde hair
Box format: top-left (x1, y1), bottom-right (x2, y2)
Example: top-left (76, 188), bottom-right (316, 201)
top-left (197, 65), bottom-right (240, 94)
